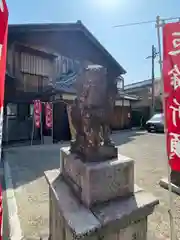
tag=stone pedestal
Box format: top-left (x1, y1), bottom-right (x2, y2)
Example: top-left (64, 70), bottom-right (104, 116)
top-left (61, 147), bottom-right (134, 207)
top-left (45, 147), bottom-right (159, 240)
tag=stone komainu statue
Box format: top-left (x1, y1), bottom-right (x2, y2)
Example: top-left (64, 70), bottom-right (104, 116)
top-left (70, 65), bottom-right (117, 162)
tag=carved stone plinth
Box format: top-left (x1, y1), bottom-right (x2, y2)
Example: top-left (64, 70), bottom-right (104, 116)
top-left (61, 147), bottom-right (134, 207)
top-left (44, 147), bottom-right (159, 240)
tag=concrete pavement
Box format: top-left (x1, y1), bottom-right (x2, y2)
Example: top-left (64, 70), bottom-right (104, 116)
top-left (4, 131), bottom-right (180, 239)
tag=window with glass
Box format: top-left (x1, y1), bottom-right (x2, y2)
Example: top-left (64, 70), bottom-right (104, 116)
top-left (150, 113), bottom-right (164, 122)
top-left (7, 104), bottom-right (17, 116)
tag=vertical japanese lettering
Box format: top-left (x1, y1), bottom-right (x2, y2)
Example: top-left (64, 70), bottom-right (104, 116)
top-left (169, 32), bottom-right (180, 56)
top-left (170, 98), bottom-right (180, 127)
top-left (170, 133), bottom-right (180, 158)
top-left (163, 22), bottom-right (180, 170)
top-left (169, 64), bottom-right (180, 90)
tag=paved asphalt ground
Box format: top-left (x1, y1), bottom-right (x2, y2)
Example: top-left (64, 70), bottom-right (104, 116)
top-left (3, 130), bottom-right (180, 239)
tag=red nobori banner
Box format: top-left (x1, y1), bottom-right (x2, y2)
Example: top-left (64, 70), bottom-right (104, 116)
top-left (163, 22), bottom-right (180, 171)
top-left (0, 0), bottom-right (8, 108)
top-left (0, 1), bottom-right (8, 238)
top-left (34, 100), bottom-right (42, 128)
top-left (0, 0), bottom-right (8, 109)
top-left (45, 102), bottom-right (53, 129)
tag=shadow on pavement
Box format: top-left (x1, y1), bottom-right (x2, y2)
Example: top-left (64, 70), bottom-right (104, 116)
top-left (2, 130), bottom-right (147, 238)
top-left (4, 130), bottom-right (146, 190)
top-left (112, 130), bottom-right (146, 146)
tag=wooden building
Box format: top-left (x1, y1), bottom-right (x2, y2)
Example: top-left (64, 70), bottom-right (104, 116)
top-left (112, 94), bottom-right (138, 130)
top-left (124, 78), bottom-right (162, 127)
top-left (3, 21), bottom-right (134, 144)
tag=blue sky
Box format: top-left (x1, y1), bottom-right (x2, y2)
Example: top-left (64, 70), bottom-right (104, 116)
top-left (6, 0), bottom-right (180, 84)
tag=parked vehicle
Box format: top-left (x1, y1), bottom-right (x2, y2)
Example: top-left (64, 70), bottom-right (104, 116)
top-left (145, 113), bottom-right (164, 133)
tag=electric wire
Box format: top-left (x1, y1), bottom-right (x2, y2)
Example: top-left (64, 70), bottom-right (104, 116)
top-left (113, 16), bottom-right (180, 28)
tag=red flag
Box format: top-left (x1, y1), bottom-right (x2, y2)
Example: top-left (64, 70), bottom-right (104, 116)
top-left (0, 0), bottom-right (8, 109)
top-left (163, 22), bottom-right (180, 171)
top-left (0, 2), bottom-right (8, 239)
top-left (34, 100), bottom-right (42, 128)
top-left (45, 102), bottom-right (53, 129)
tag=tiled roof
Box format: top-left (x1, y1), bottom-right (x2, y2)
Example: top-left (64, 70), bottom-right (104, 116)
top-left (124, 78), bottom-right (160, 90)
top-left (124, 79), bottom-right (152, 90)
top-left (54, 65), bottom-right (105, 94)
top-left (9, 22), bottom-right (126, 76)
top-left (55, 71), bottom-right (77, 94)
top-left (55, 70), bottom-right (140, 102)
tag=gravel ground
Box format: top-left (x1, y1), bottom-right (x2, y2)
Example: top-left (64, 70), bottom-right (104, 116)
top-left (4, 131), bottom-right (180, 239)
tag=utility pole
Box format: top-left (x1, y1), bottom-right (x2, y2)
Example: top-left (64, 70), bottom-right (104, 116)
top-left (146, 45), bottom-right (159, 117)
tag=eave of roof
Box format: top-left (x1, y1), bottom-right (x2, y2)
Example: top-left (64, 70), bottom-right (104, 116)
top-left (124, 78), bottom-right (160, 91)
top-left (123, 95), bottom-right (140, 101)
top-left (124, 79), bottom-right (152, 90)
top-left (117, 94), bottom-right (140, 101)
top-left (8, 21), bottom-right (126, 75)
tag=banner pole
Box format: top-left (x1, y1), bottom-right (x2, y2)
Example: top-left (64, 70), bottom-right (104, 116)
top-left (5, 109), bottom-right (8, 145)
top-left (40, 103), bottom-right (43, 145)
top-left (51, 102), bottom-right (54, 144)
top-left (156, 15), bottom-right (175, 240)
top-left (31, 108), bottom-right (35, 146)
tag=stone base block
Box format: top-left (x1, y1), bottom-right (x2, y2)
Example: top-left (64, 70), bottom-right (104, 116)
top-left (44, 169), bottom-right (159, 240)
top-left (70, 141), bottom-right (118, 162)
top-left (116, 218), bottom-right (147, 240)
top-left (159, 177), bottom-right (180, 195)
top-left (61, 147), bottom-right (134, 207)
